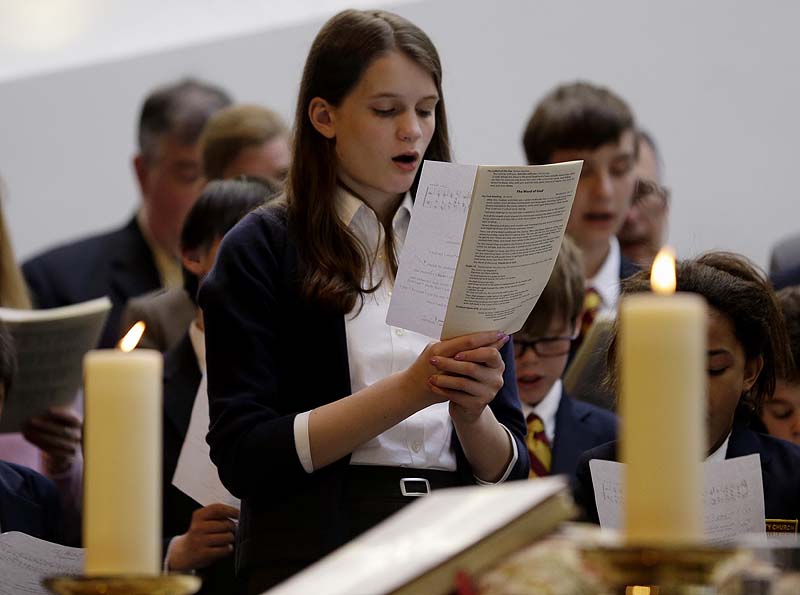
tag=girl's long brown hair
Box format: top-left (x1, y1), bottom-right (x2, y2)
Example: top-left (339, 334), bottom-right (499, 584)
top-left (286, 9), bottom-right (451, 313)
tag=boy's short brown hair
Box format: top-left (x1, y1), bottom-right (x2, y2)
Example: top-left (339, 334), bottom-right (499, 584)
top-left (522, 81), bottom-right (635, 165)
top-left (777, 286), bottom-right (800, 383)
top-left (518, 236), bottom-right (585, 338)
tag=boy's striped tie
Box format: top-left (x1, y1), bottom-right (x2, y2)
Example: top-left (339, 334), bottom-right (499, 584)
top-left (526, 412), bottom-right (552, 478)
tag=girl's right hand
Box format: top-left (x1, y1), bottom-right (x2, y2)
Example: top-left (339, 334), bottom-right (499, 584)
top-left (402, 330), bottom-right (507, 407)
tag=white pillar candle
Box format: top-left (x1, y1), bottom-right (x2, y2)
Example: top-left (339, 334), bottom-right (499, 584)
top-left (83, 343), bottom-right (162, 575)
top-left (619, 249), bottom-right (707, 544)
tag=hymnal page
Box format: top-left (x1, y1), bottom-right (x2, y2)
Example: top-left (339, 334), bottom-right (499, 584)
top-left (172, 374), bottom-right (240, 508)
top-left (0, 531), bottom-right (84, 595)
top-left (442, 162), bottom-right (581, 339)
top-left (387, 161), bottom-right (478, 339)
top-left (0, 297), bottom-right (110, 433)
top-left (387, 160), bottom-right (581, 339)
top-left (590, 455), bottom-right (765, 542)
top-left (263, 478), bottom-right (572, 595)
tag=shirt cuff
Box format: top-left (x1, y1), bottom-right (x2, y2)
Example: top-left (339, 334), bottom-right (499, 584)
top-left (473, 423), bottom-right (518, 486)
top-left (163, 537), bottom-right (177, 573)
top-left (293, 410), bottom-right (314, 474)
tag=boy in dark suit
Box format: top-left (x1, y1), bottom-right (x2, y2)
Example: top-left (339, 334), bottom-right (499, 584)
top-left (523, 82), bottom-right (639, 320)
top-left (161, 179), bottom-right (275, 593)
top-left (513, 237), bottom-right (617, 482)
top-left (0, 322), bottom-right (63, 541)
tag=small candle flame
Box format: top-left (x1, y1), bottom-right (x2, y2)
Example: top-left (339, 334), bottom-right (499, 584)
top-left (118, 321), bottom-right (146, 352)
top-left (650, 247), bottom-right (676, 295)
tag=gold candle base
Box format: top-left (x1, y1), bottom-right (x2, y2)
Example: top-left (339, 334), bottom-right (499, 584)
top-left (43, 575), bottom-right (202, 595)
top-left (581, 544), bottom-right (741, 594)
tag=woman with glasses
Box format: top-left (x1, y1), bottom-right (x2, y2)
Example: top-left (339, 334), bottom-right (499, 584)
top-left (513, 237), bottom-right (617, 482)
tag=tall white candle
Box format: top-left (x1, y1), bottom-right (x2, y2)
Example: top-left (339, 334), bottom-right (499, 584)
top-left (620, 249), bottom-right (707, 544)
top-left (83, 326), bottom-right (162, 576)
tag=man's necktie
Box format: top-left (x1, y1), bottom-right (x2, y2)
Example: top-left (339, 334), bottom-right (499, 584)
top-left (526, 412), bottom-right (552, 478)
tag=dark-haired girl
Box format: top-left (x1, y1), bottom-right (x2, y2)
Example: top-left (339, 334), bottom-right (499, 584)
top-left (199, 10), bottom-right (528, 592)
top-left (574, 252), bottom-right (800, 529)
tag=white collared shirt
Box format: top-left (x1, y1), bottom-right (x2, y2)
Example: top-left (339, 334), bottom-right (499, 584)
top-left (587, 237), bottom-right (622, 315)
top-left (294, 187), bottom-right (517, 479)
top-left (188, 320), bottom-right (206, 374)
top-left (520, 380), bottom-right (563, 444)
top-left (137, 209), bottom-right (183, 289)
top-left (706, 433), bottom-right (731, 463)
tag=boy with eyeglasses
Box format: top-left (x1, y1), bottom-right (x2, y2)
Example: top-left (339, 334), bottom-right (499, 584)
top-left (513, 237), bottom-right (617, 481)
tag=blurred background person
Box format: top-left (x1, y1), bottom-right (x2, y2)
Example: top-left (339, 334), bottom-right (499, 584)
top-left (0, 183), bottom-right (81, 542)
top-left (617, 130), bottom-right (670, 268)
top-left (758, 286), bottom-right (800, 445)
top-left (121, 103), bottom-right (288, 352)
top-left (201, 104), bottom-right (291, 184)
top-left (22, 79), bottom-right (232, 348)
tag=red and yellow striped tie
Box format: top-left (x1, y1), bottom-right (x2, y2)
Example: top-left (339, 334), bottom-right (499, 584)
top-left (575, 286), bottom-right (602, 350)
top-left (526, 413), bottom-right (552, 478)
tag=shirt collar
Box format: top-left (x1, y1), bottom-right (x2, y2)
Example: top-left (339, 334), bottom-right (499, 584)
top-left (136, 209), bottom-right (182, 289)
top-left (335, 186), bottom-right (412, 229)
top-left (587, 236), bottom-right (621, 312)
top-left (706, 433), bottom-right (731, 463)
top-left (521, 379), bottom-right (562, 443)
top-left (188, 320), bottom-right (206, 374)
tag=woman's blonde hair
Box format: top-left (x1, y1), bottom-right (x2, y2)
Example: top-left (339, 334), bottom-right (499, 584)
top-left (0, 186), bottom-right (31, 309)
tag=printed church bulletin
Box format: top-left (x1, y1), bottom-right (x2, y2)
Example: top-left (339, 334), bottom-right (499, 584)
top-left (387, 160), bottom-right (582, 340)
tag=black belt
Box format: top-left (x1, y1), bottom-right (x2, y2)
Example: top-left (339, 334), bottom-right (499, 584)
top-left (344, 465), bottom-right (461, 498)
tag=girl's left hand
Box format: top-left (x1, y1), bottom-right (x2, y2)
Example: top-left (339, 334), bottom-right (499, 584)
top-left (428, 334), bottom-right (509, 423)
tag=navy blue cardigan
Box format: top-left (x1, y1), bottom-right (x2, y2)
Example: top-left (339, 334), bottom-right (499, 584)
top-left (199, 205), bottom-right (529, 580)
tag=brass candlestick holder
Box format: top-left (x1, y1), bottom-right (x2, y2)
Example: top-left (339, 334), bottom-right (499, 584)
top-left (564, 525), bottom-right (744, 594)
top-left (581, 542), bottom-right (741, 594)
top-left (43, 574), bottom-right (201, 595)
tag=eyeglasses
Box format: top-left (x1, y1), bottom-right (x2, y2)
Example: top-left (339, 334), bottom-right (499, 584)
top-left (513, 334), bottom-right (577, 358)
top-left (632, 178), bottom-right (670, 207)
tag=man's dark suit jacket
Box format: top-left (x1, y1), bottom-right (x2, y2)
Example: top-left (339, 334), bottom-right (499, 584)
top-left (199, 206), bottom-right (530, 593)
top-left (0, 461), bottom-right (61, 541)
top-left (123, 288), bottom-right (195, 352)
top-left (772, 263), bottom-right (800, 290)
top-left (573, 424), bottom-right (800, 524)
top-left (162, 333), bottom-right (234, 595)
top-left (551, 391), bottom-right (618, 480)
top-left (22, 217), bottom-right (162, 348)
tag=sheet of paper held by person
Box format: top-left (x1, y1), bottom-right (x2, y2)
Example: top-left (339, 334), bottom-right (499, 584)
top-left (0, 296), bottom-right (110, 433)
top-left (590, 454), bottom-right (766, 542)
top-left (173, 374), bottom-right (240, 509)
top-left (0, 531), bottom-right (84, 595)
top-left (387, 160), bottom-right (582, 340)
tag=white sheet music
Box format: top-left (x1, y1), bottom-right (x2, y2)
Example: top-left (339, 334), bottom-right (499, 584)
top-left (0, 532), bottom-right (83, 595)
top-left (0, 297), bottom-right (110, 433)
top-left (590, 454), bottom-right (765, 542)
top-left (387, 160), bottom-right (581, 340)
top-left (172, 374), bottom-right (240, 509)
top-left (387, 161), bottom-right (478, 339)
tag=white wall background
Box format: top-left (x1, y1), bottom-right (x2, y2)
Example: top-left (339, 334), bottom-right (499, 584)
top-left (1, 0), bottom-right (798, 268)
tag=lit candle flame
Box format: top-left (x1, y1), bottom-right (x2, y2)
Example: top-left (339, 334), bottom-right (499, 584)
top-left (118, 321), bottom-right (146, 352)
top-left (650, 247), bottom-right (677, 295)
